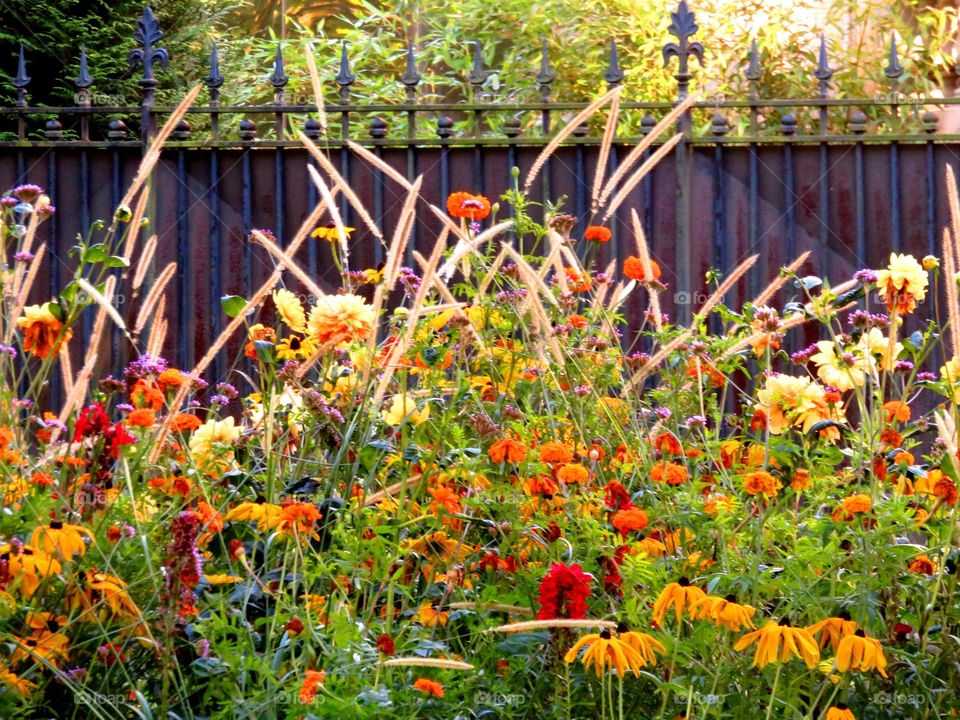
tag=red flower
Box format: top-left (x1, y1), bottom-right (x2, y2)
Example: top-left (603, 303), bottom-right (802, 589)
top-left (104, 423), bottom-right (136, 459)
top-left (376, 632), bottom-right (395, 656)
top-left (604, 480), bottom-right (632, 511)
top-left (74, 403), bottom-right (110, 440)
top-left (584, 225), bottom-right (612, 243)
top-left (535, 561), bottom-right (592, 620)
top-left (446, 192), bottom-right (491, 221)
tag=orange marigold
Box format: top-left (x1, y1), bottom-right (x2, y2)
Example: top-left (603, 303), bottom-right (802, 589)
top-left (623, 255), bottom-right (661, 282)
top-left (612, 506), bottom-right (649, 536)
top-left (832, 493), bottom-right (872, 522)
top-left (557, 463), bottom-right (589, 484)
top-left (413, 677), bottom-right (444, 697)
top-left (130, 380), bottom-right (165, 411)
top-left (933, 472), bottom-right (959, 505)
top-left (584, 225), bottom-right (612, 243)
top-left (446, 192), bottom-right (491, 221)
top-left (489, 437), bottom-right (526, 464)
top-left (244, 323), bottom-right (276, 359)
top-left (17, 303), bottom-right (72, 360)
top-left (908, 555), bottom-right (936, 575)
top-left (539, 441), bottom-right (574, 465)
top-left (650, 461), bottom-right (688, 486)
top-left (299, 669), bottom-right (326, 703)
top-left (653, 432), bottom-right (682, 455)
top-left (882, 400), bottom-right (911, 424)
top-left (126, 408), bottom-right (156, 428)
top-left (742, 470), bottom-right (781, 498)
top-left (170, 413), bottom-right (202, 432)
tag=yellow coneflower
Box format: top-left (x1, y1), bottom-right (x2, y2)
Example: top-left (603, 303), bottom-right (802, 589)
top-left (615, 623), bottom-right (666, 666)
top-left (689, 594), bottom-right (756, 631)
top-left (0, 664), bottom-right (35, 697)
top-left (0, 544), bottom-right (61, 598)
top-left (67, 571), bottom-right (140, 620)
top-left (11, 630), bottom-right (70, 669)
top-left (29, 521), bottom-right (94, 560)
top-left (836, 630), bottom-right (888, 677)
top-left (825, 705), bottom-right (855, 720)
top-left (733, 618), bottom-right (820, 669)
top-left (25, 612), bottom-right (67, 634)
top-left (563, 629), bottom-right (645, 677)
top-left (276, 335), bottom-right (316, 361)
top-left (416, 603), bottom-right (449, 627)
top-left (652, 578), bottom-right (707, 625)
top-left (806, 614), bottom-right (857, 652)
top-left (224, 500), bottom-right (284, 531)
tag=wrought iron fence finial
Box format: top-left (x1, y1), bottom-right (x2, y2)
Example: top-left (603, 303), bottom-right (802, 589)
top-left (13, 44), bottom-right (30, 89)
top-left (401, 42), bottom-right (421, 91)
top-left (206, 43), bottom-right (224, 91)
top-left (75, 47), bottom-right (93, 90)
top-left (467, 41), bottom-right (488, 90)
top-left (271, 44), bottom-right (288, 89)
top-left (536, 36), bottom-right (556, 97)
top-left (745, 40), bottom-right (762, 82)
top-left (814, 34), bottom-right (833, 83)
top-left (129, 6), bottom-right (169, 88)
top-left (605, 40), bottom-right (624, 87)
top-left (884, 35), bottom-right (903, 80)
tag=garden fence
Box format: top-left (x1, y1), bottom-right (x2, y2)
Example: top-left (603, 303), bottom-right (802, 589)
top-left (3, 2), bottom-right (960, 387)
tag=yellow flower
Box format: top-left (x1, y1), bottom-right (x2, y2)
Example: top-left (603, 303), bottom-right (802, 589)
top-left (689, 594), bottom-right (756, 631)
top-left (858, 327), bottom-right (902, 372)
top-left (875, 252), bottom-right (928, 314)
top-left (276, 335), bottom-right (316, 361)
top-left (615, 624), bottom-right (666, 666)
top-left (826, 706), bottom-right (855, 720)
top-left (189, 417), bottom-right (241, 475)
top-left (11, 630), bottom-right (70, 669)
top-left (416, 603), bottom-right (448, 627)
top-left (307, 293), bottom-right (376, 346)
top-left (203, 574), bottom-right (243, 585)
top-left (806, 615), bottom-right (857, 651)
top-left (756, 374), bottom-right (840, 435)
top-left (382, 394), bottom-right (430, 426)
top-left (836, 630), bottom-right (888, 677)
top-left (311, 223), bottom-right (354, 242)
top-left (941, 356), bottom-right (960, 403)
top-left (563, 629), bottom-right (647, 677)
top-left (224, 501), bottom-right (284, 531)
top-left (17, 302), bottom-right (72, 360)
top-left (273, 289), bottom-right (307, 333)
top-left (809, 341), bottom-right (868, 391)
top-left (0, 664), bottom-right (36, 696)
top-left (652, 578), bottom-right (707, 625)
top-left (0, 544), bottom-right (61, 598)
top-left (29, 521), bottom-right (94, 560)
top-left (734, 619), bottom-right (820, 669)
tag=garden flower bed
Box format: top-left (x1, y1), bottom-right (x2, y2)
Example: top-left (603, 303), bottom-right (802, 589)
top-left (0, 90), bottom-right (959, 720)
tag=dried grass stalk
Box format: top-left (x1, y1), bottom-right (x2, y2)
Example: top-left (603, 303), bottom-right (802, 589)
top-left (5, 244), bottom-right (47, 344)
top-left (751, 251), bottom-right (812, 307)
top-left (303, 43), bottom-right (328, 136)
top-left (307, 164), bottom-right (351, 270)
top-left (590, 91), bottom-right (620, 213)
top-left (120, 189), bottom-right (151, 264)
top-left (446, 602), bottom-right (533, 615)
top-left (146, 303), bottom-right (167, 359)
top-left (601, 133), bottom-right (683, 222)
top-left (252, 231), bottom-right (325, 299)
top-left (380, 658), bottom-right (474, 670)
top-left (487, 619), bottom-right (618, 633)
top-left (597, 93), bottom-right (698, 209)
top-left (132, 235), bottom-right (158, 291)
top-left (77, 278), bottom-right (126, 336)
top-left (629, 209), bottom-right (663, 329)
top-left (134, 262), bottom-right (177, 335)
top-left (523, 85), bottom-right (622, 194)
top-left (438, 221), bottom-right (513, 281)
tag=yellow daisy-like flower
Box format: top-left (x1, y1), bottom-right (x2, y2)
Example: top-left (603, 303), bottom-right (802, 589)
top-left (189, 416), bottom-right (241, 475)
top-left (0, 544), bottom-right (61, 598)
top-left (382, 394), bottom-right (430, 426)
top-left (689, 594), bottom-right (756, 631)
top-left (17, 302), bottom-right (72, 360)
top-left (563, 629), bottom-right (647, 677)
top-left (307, 293), bottom-right (376, 346)
top-left (273, 289), bottom-right (307, 333)
top-left (29, 521), bottom-right (94, 560)
top-left (615, 624), bottom-right (666, 666)
top-left (806, 614), bottom-right (857, 651)
top-left (941, 356), bottom-right (960, 403)
top-left (875, 252), bottom-right (928, 314)
top-left (203, 574), bottom-right (243, 585)
top-left (11, 630), bottom-right (70, 669)
top-left (733, 619), bottom-right (820, 669)
top-left (652, 578), bottom-right (707, 625)
top-left (0, 664), bottom-right (36, 697)
top-left (224, 501), bottom-right (284, 531)
top-left (826, 705), bottom-right (856, 720)
top-left (276, 335), bottom-right (316, 361)
top-left (836, 629), bottom-right (888, 677)
top-left (809, 341), bottom-right (868, 391)
top-left (416, 603), bottom-right (448, 627)
top-left (756, 374), bottom-right (840, 436)
top-left (311, 223), bottom-right (355, 242)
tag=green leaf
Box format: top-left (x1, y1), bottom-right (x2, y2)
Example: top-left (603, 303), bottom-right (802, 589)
top-left (103, 254), bottom-right (130, 268)
top-left (220, 295), bottom-right (248, 318)
top-left (82, 243), bottom-right (108, 264)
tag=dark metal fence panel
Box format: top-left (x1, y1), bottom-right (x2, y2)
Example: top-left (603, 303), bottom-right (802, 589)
top-left (3, 3), bottom-right (960, 388)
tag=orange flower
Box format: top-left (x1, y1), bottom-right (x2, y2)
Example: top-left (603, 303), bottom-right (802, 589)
top-left (539, 441), bottom-right (574, 465)
top-left (126, 408), bottom-right (156, 428)
top-left (584, 225), bottom-right (612, 243)
top-left (130, 380), bottom-right (165, 411)
top-left (650, 461), bottom-right (688, 486)
top-left (612, 507), bottom-right (649, 536)
top-left (742, 470), bottom-right (781, 498)
top-left (563, 267), bottom-right (592, 292)
top-left (244, 323), bottom-right (276, 359)
top-left (882, 400), bottom-right (911, 424)
top-left (567, 314), bottom-right (589, 329)
top-left (557, 463), bottom-right (589, 484)
top-left (17, 303), bottom-right (72, 359)
top-left (413, 677), bottom-right (444, 697)
top-left (488, 437), bottom-right (526, 464)
top-left (623, 256), bottom-right (661, 282)
top-left (157, 368), bottom-right (188, 391)
top-left (276, 502), bottom-right (323, 536)
top-left (908, 555), bottom-right (935, 575)
top-left (299, 669), bottom-right (326, 703)
top-left (170, 413), bottom-right (202, 432)
top-left (933, 472), bottom-right (959, 505)
top-left (307, 293), bottom-right (376, 346)
top-left (446, 192), bottom-right (491, 221)
top-left (832, 493), bottom-right (872, 522)
top-left (790, 469), bottom-right (810, 491)
top-left (653, 432), bottom-right (682, 455)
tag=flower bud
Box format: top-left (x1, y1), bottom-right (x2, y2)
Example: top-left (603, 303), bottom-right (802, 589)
top-left (922, 255), bottom-right (939, 271)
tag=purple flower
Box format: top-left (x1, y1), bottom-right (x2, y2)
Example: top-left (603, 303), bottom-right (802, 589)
top-left (13, 251), bottom-right (34, 262)
top-left (573, 385), bottom-right (590, 396)
top-left (854, 269), bottom-right (878, 284)
top-left (685, 415), bottom-right (708, 429)
top-left (917, 372), bottom-right (937, 382)
top-left (790, 343), bottom-right (818, 365)
top-left (37, 204), bottom-right (55, 219)
top-left (654, 407), bottom-right (672, 420)
top-left (124, 354), bottom-right (169, 379)
top-left (215, 382), bottom-right (238, 399)
top-left (209, 394), bottom-right (231, 406)
top-left (115, 403), bottom-right (135, 413)
top-left (894, 360), bottom-right (914, 373)
top-left (12, 183), bottom-right (43, 202)
top-left (0, 344), bottom-right (17, 358)
top-left (195, 638), bottom-right (211, 658)
top-left (1, 196), bottom-right (18, 207)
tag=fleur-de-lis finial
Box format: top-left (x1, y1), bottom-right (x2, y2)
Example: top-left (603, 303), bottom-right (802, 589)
top-left (75, 47), bottom-right (93, 89)
top-left (467, 41), bottom-right (488, 89)
top-left (662, 0), bottom-right (704, 83)
top-left (128, 6), bottom-right (169, 88)
top-left (604, 40), bottom-right (624, 87)
top-left (401, 41), bottom-right (421, 100)
top-left (884, 34), bottom-right (903, 80)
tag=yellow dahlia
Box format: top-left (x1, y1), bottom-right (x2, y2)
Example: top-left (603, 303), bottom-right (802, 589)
top-left (875, 252), bottom-right (927, 314)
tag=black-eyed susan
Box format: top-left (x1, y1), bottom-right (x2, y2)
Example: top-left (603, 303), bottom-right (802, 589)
top-left (0, 544), bottom-right (61, 598)
top-left (825, 705), bottom-right (855, 720)
top-left (11, 630), bottom-right (70, 669)
top-left (276, 335), bottom-right (316, 361)
top-left (0, 664), bottom-right (35, 697)
top-left (836, 629), bottom-right (888, 677)
top-left (29, 521), bottom-right (94, 560)
top-left (806, 613), bottom-right (857, 651)
top-left (416, 602), bottom-right (449, 627)
top-left (615, 623), bottom-right (666, 666)
top-left (311, 222), bottom-right (355, 242)
top-left (67, 571), bottom-right (140, 620)
top-left (652, 578), bottom-right (707, 625)
top-left (563, 629), bottom-right (645, 677)
top-left (733, 618), bottom-right (820, 669)
top-left (224, 500), bottom-right (284, 532)
top-left (689, 594), bottom-right (756, 631)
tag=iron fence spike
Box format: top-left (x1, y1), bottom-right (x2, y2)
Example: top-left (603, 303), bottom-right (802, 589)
top-left (336, 41), bottom-right (355, 87)
top-left (13, 44), bottom-right (30, 89)
top-left (75, 47), bottom-right (93, 89)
